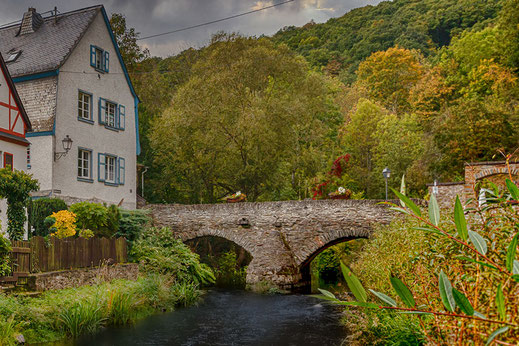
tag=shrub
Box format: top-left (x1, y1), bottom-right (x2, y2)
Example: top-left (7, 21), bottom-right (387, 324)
top-left (130, 227), bottom-right (215, 285)
top-left (0, 233), bottom-right (11, 276)
top-left (0, 314), bottom-right (17, 346)
top-left (69, 202), bottom-right (120, 238)
top-left (214, 250), bottom-right (247, 289)
top-left (28, 198), bottom-right (68, 237)
top-left (116, 209), bottom-right (151, 245)
top-left (47, 210), bottom-right (76, 239)
top-left (0, 168), bottom-right (39, 240)
top-left (169, 281), bottom-right (201, 307)
top-left (78, 229), bottom-right (94, 239)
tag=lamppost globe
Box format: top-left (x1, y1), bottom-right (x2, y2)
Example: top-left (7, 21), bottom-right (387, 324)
top-left (62, 135), bottom-right (73, 152)
top-left (382, 167), bottom-right (391, 179)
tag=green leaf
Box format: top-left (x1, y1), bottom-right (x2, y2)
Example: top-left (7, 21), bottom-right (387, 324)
top-left (369, 289), bottom-right (397, 307)
top-left (392, 189), bottom-right (421, 217)
top-left (400, 174), bottom-right (406, 207)
top-left (333, 301), bottom-right (380, 308)
top-left (390, 277), bottom-right (415, 308)
top-left (412, 227), bottom-right (443, 236)
top-left (474, 311), bottom-right (486, 319)
top-left (340, 262), bottom-right (367, 303)
top-left (390, 207), bottom-right (410, 215)
top-left (468, 230), bottom-right (488, 255)
top-left (439, 271), bottom-right (456, 312)
top-left (452, 288), bottom-right (474, 315)
top-left (428, 193), bottom-right (440, 226)
top-left (485, 326), bottom-right (509, 346)
top-left (317, 288), bottom-right (336, 300)
top-left (495, 284), bottom-right (505, 320)
top-left (505, 179), bottom-right (519, 200)
top-left (454, 196), bottom-right (468, 241)
top-left (457, 256), bottom-right (497, 270)
top-left (513, 260), bottom-right (519, 275)
top-left (506, 233), bottom-right (518, 272)
top-left (512, 275), bottom-right (519, 283)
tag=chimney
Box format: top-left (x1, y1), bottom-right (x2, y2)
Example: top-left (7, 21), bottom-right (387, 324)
top-left (18, 8), bottom-right (43, 35)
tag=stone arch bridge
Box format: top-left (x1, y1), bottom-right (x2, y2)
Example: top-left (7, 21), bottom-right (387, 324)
top-left (150, 199), bottom-right (396, 292)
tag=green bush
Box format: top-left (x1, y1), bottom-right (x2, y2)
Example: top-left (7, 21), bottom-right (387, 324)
top-left (214, 250), bottom-right (247, 289)
top-left (130, 227), bottom-right (215, 285)
top-left (0, 233), bottom-right (11, 276)
top-left (28, 198), bottom-right (68, 237)
top-left (69, 202), bottom-right (120, 238)
top-left (116, 209), bottom-right (151, 244)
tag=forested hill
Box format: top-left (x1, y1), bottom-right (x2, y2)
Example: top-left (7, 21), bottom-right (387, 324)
top-left (272, 0), bottom-right (502, 82)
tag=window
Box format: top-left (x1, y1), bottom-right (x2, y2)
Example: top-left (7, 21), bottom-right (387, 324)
top-left (90, 45), bottom-right (109, 72)
top-left (3, 152), bottom-right (13, 170)
top-left (98, 153), bottom-right (125, 186)
top-left (98, 98), bottom-right (125, 130)
top-left (26, 146), bottom-right (31, 169)
top-left (5, 50), bottom-right (21, 63)
top-left (77, 148), bottom-right (92, 181)
top-left (78, 91), bottom-right (92, 122)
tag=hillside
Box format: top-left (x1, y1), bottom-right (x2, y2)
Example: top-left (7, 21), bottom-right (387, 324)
top-left (272, 0), bottom-right (502, 82)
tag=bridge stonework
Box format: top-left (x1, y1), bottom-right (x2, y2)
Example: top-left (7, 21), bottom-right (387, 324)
top-left (150, 199), bottom-right (394, 292)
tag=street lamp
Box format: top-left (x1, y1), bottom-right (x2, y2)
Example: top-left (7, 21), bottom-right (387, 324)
top-left (54, 135), bottom-right (73, 161)
top-left (382, 167), bottom-right (391, 200)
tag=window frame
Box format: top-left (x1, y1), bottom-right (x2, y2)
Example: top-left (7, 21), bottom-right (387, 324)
top-left (97, 153), bottom-right (124, 186)
top-left (77, 90), bottom-right (94, 124)
top-left (98, 98), bottom-right (125, 131)
top-left (77, 147), bottom-right (93, 183)
top-left (90, 45), bottom-right (109, 73)
top-left (3, 152), bottom-right (13, 171)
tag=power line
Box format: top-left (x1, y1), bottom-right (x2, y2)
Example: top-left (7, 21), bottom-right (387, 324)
top-left (138, 0), bottom-right (295, 41)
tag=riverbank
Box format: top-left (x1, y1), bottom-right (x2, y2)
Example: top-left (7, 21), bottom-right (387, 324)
top-left (0, 274), bottom-right (202, 344)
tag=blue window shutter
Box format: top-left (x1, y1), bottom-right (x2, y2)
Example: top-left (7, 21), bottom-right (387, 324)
top-left (118, 157), bottom-right (125, 185)
top-left (104, 51), bottom-right (109, 72)
top-left (98, 153), bottom-right (106, 182)
top-left (90, 45), bottom-right (96, 67)
top-left (118, 105), bottom-right (125, 130)
top-left (98, 98), bottom-right (107, 124)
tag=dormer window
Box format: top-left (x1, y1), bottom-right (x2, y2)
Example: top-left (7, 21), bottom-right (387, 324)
top-left (5, 50), bottom-right (21, 63)
top-left (90, 45), bottom-right (109, 73)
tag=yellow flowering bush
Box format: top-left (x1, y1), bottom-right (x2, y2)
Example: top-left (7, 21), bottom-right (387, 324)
top-left (78, 229), bottom-right (94, 239)
top-left (49, 210), bottom-right (77, 239)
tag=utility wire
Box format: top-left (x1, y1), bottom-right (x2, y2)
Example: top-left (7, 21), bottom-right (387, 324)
top-left (138, 0), bottom-right (295, 41)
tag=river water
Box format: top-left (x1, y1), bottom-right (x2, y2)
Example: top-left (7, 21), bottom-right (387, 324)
top-left (74, 290), bottom-right (347, 346)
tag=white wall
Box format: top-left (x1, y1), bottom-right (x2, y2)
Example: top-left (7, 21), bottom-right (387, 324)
top-left (26, 136), bottom-right (54, 191)
top-left (53, 11), bottom-right (137, 209)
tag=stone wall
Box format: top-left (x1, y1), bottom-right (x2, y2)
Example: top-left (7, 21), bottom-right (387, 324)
top-left (150, 199), bottom-right (395, 291)
top-left (464, 161), bottom-right (519, 203)
top-left (427, 182), bottom-right (464, 209)
top-left (27, 263), bottom-right (139, 291)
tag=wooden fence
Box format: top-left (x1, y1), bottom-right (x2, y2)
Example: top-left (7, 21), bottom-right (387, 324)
top-left (0, 237), bottom-right (127, 286)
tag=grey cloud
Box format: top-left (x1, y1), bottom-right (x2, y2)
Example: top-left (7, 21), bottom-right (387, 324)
top-left (0, 0), bottom-right (382, 57)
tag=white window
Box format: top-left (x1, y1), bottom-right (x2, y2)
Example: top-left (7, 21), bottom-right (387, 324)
top-left (78, 149), bottom-right (92, 180)
top-left (78, 91), bottom-right (92, 121)
top-left (90, 45), bottom-right (109, 72)
top-left (105, 155), bottom-right (116, 184)
top-left (106, 102), bottom-right (116, 128)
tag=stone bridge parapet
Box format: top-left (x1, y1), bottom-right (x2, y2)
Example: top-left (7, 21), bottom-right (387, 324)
top-left (150, 199), bottom-right (397, 291)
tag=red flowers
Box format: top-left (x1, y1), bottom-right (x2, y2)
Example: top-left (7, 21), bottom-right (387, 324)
top-left (311, 154), bottom-right (351, 199)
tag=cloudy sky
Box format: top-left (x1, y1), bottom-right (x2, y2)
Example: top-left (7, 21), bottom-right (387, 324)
top-left (0, 0), bottom-right (382, 57)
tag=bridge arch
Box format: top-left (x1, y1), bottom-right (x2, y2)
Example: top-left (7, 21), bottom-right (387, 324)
top-left (150, 199), bottom-right (395, 291)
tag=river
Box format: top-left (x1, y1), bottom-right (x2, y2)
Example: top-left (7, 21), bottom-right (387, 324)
top-left (73, 290), bottom-right (347, 346)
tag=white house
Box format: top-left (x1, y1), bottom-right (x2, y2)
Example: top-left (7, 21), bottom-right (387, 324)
top-left (0, 6), bottom-right (140, 209)
top-left (0, 52), bottom-right (32, 233)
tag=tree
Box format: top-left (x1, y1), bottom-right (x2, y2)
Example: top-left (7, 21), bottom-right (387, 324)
top-left (109, 13), bottom-right (149, 72)
top-left (356, 47), bottom-right (424, 113)
top-left (0, 168), bottom-right (39, 240)
top-left (150, 34), bottom-right (341, 203)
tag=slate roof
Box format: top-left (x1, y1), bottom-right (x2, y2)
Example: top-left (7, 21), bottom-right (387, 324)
top-left (0, 6), bottom-right (101, 77)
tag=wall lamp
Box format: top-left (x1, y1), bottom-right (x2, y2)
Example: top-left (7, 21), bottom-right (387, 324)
top-left (54, 135), bottom-right (73, 161)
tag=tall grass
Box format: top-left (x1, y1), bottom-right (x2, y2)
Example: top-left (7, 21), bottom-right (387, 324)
top-left (58, 301), bottom-right (106, 337)
top-left (0, 314), bottom-right (17, 346)
top-left (107, 290), bottom-right (136, 325)
top-left (170, 281), bottom-right (201, 307)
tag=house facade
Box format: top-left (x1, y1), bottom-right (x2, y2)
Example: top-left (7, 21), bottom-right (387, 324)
top-left (0, 52), bottom-right (32, 233)
top-left (0, 6), bottom-right (140, 209)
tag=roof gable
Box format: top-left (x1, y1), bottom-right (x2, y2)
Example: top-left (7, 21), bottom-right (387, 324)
top-left (0, 52), bottom-right (31, 131)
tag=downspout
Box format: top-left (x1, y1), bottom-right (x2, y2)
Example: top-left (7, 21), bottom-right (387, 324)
top-left (141, 166), bottom-right (148, 199)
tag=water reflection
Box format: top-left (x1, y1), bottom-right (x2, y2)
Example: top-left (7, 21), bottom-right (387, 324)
top-left (73, 290), bottom-right (347, 346)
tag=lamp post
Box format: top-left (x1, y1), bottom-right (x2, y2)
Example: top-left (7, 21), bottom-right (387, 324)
top-left (382, 167), bottom-right (391, 200)
top-left (54, 135), bottom-right (73, 161)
